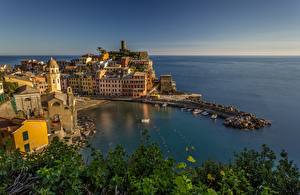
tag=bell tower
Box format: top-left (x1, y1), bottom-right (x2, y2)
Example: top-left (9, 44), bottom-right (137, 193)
top-left (67, 87), bottom-right (75, 107)
top-left (47, 57), bottom-right (61, 92)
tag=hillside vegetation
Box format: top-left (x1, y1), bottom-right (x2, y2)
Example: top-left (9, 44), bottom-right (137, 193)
top-left (1, 137), bottom-right (299, 194)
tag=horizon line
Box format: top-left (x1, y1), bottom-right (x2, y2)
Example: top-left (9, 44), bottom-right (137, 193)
top-left (1, 54), bottom-right (300, 57)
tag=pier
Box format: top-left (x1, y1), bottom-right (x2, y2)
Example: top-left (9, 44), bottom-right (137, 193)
top-left (92, 94), bottom-right (271, 130)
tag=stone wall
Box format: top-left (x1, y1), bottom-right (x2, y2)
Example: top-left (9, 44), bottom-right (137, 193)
top-left (0, 100), bottom-right (16, 119)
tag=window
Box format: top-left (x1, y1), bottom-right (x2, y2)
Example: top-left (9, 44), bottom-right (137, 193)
top-left (24, 143), bottom-right (30, 153)
top-left (22, 131), bottom-right (29, 141)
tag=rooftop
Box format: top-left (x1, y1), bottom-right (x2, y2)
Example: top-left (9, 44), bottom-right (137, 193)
top-left (14, 85), bottom-right (40, 95)
top-left (133, 72), bottom-right (146, 76)
top-left (0, 117), bottom-right (25, 133)
top-left (48, 57), bottom-right (59, 68)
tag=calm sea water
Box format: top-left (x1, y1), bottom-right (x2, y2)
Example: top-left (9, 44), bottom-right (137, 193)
top-left (1, 56), bottom-right (300, 165)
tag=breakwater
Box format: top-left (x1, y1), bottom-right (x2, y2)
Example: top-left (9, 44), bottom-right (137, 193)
top-left (143, 98), bottom-right (271, 130)
top-left (95, 96), bottom-right (271, 130)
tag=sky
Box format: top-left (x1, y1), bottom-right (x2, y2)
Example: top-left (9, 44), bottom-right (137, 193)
top-left (0, 0), bottom-right (300, 55)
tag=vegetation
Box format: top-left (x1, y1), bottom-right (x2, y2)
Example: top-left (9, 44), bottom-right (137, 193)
top-left (0, 137), bottom-right (299, 194)
top-left (3, 81), bottom-right (18, 96)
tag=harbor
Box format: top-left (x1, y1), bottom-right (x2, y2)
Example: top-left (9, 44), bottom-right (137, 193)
top-left (93, 93), bottom-right (271, 130)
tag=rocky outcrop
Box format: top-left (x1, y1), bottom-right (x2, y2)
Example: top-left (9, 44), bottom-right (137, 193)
top-left (224, 113), bottom-right (271, 130)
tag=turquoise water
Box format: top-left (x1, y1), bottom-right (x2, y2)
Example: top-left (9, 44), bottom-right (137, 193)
top-left (1, 56), bottom-right (300, 164)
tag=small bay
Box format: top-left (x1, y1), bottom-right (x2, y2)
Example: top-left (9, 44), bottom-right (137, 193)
top-left (1, 55), bottom-right (300, 165)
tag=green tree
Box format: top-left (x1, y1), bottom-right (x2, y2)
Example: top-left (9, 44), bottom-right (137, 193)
top-left (3, 82), bottom-right (18, 96)
top-left (273, 150), bottom-right (300, 194)
top-left (0, 139), bottom-right (299, 194)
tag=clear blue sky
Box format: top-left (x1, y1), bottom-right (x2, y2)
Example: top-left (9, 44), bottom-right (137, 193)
top-left (0, 0), bottom-right (300, 55)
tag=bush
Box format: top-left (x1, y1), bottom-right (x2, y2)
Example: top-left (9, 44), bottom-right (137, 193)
top-left (0, 139), bottom-right (299, 194)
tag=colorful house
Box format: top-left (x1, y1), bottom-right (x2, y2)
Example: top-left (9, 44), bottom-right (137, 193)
top-left (0, 118), bottom-right (49, 153)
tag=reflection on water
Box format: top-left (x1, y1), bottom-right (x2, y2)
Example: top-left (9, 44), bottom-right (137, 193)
top-left (81, 101), bottom-right (250, 164)
top-left (82, 99), bottom-right (300, 166)
top-left (82, 102), bottom-right (176, 159)
top-left (143, 103), bottom-right (150, 119)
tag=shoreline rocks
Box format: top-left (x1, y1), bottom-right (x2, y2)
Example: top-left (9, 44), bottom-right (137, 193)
top-left (70, 114), bottom-right (97, 147)
top-left (77, 114), bottom-right (96, 138)
top-left (224, 113), bottom-right (271, 130)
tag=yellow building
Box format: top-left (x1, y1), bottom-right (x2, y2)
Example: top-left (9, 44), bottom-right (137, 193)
top-left (101, 52), bottom-right (109, 61)
top-left (0, 118), bottom-right (49, 153)
top-left (68, 74), bottom-right (94, 95)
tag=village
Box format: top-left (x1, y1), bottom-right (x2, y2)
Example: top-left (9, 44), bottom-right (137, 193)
top-left (0, 41), bottom-right (271, 154)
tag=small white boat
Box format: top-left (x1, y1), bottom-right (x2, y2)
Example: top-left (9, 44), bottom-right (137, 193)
top-left (187, 108), bottom-right (193, 112)
top-left (162, 103), bottom-right (168, 107)
top-left (155, 104), bottom-right (160, 108)
top-left (181, 108), bottom-right (187, 111)
top-left (141, 119), bottom-right (150, 123)
top-left (201, 111), bottom-right (209, 116)
top-left (211, 114), bottom-right (218, 119)
top-left (193, 109), bottom-right (202, 115)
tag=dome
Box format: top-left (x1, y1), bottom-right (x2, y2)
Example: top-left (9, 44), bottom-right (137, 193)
top-left (48, 57), bottom-right (59, 68)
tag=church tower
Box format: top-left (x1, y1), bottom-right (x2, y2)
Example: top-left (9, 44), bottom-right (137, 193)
top-left (66, 87), bottom-right (75, 107)
top-left (47, 57), bottom-right (61, 92)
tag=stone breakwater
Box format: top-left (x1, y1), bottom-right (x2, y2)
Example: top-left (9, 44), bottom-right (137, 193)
top-left (188, 99), bottom-right (272, 130)
top-left (224, 113), bottom-right (271, 130)
top-left (115, 95), bottom-right (272, 130)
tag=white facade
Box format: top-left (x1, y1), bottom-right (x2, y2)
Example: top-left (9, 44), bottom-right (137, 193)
top-left (0, 82), bottom-right (4, 95)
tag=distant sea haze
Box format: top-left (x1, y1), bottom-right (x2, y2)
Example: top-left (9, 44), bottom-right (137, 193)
top-left (0, 55), bottom-right (79, 66)
top-left (1, 55), bottom-right (300, 165)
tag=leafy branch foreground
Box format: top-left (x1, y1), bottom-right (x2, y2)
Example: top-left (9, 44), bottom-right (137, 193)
top-left (0, 138), bottom-right (299, 195)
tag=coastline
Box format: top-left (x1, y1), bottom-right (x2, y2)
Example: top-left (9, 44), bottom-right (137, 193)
top-left (65, 98), bottom-right (110, 148)
top-left (76, 97), bottom-right (110, 112)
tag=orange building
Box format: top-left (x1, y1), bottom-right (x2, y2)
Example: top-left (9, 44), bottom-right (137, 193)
top-left (32, 76), bottom-right (48, 94)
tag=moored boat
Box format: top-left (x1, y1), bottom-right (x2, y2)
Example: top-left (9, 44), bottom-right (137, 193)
top-left (201, 111), bottom-right (209, 116)
top-left (141, 118), bottom-right (150, 123)
top-left (211, 114), bottom-right (218, 119)
top-left (193, 109), bottom-right (202, 115)
top-left (162, 103), bottom-right (168, 107)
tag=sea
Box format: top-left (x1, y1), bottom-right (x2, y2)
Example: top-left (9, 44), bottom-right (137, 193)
top-left (1, 55), bottom-right (300, 165)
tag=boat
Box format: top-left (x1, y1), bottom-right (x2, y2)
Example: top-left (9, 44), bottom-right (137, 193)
top-left (181, 107), bottom-right (187, 111)
top-left (211, 114), bottom-right (218, 119)
top-left (141, 119), bottom-right (150, 123)
top-left (201, 111), bottom-right (209, 116)
top-left (193, 109), bottom-right (202, 115)
top-left (154, 104), bottom-right (160, 108)
top-left (187, 108), bottom-right (193, 112)
top-left (162, 103), bottom-right (168, 107)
